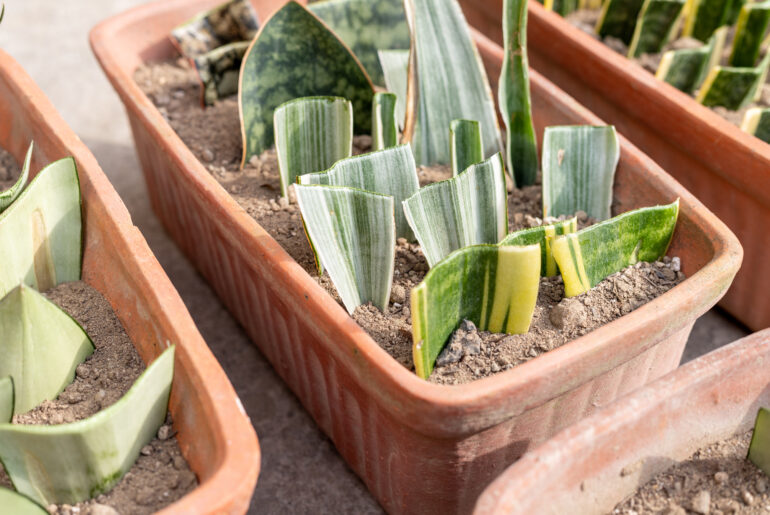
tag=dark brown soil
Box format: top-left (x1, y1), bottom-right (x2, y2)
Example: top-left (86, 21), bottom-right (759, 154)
top-left (134, 59), bottom-right (684, 384)
top-left (0, 147), bottom-right (20, 191)
top-left (613, 431), bottom-right (770, 514)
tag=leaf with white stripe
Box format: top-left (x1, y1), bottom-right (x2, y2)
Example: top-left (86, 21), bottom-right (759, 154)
top-left (696, 52), bottom-right (770, 109)
top-left (378, 50), bottom-right (409, 130)
top-left (295, 184), bottom-right (395, 314)
top-left (403, 152), bottom-right (508, 267)
top-left (0, 142), bottom-right (31, 212)
top-left (627, 0), bottom-right (686, 58)
top-left (542, 125), bottom-right (620, 222)
top-left (500, 217), bottom-right (578, 276)
top-left (298, 144), bottom-right (418, 240)
top-left (372, 92), bottom-right (400, 150)
top-left (450, 119), bottom-right (483, 176)
top-left (741, 107), bottom-right (770, 142)
top-left (274, 96), bottom-right (353, 197)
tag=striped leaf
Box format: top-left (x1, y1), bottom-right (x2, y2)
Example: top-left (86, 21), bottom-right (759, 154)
top-left (726, 0), bottom-right (746, 24)
top-left (0, 346), bottom-right (174, 506)
top-left (0, 488), bottom-right (46, 515)
top-left (597, 0), bottom-right (647, 44)
top-left (274, 96), bottom-right (353, 197)
top-left (378, 50), bottom-right (409, 130)
top-left (552, 200), bottom-right (679, 297)
top-left (696, 52), bottom-right (770, 109)
top-left (239, 1), bottom-right (374, 164)
top-left (193, 41), bottom-right (249, 106)
top-left (0, 284), bottom-right (94, 415)
top-left (402, 0), bottom-right (503, 166)
top-left (372, 92), bottom-right (400, 150)
top-left (729, 0), bottom-right (770, 66)
top-left (500, 0), bottom-right (539, 186)
top-left (683, 0), bottom-right (731, 40)
top-left (657, 26), bottom-right (726, 92)
top-left (0, 376), bottom-right (13, 424)
top-left (627, 0), bottom-right (687, 58)
top-left (742, 107), bottom-right (770, 142)
top-left (171, 0), bottom-right (259, 58)
top-left (500, 217), bottom-right (578, 276)
top-left (0, 142), bottom-right (31, 212)
top-left (544, 0), bottom-right (580, 15)
top-left (403, 153), bottom-right (508, 267)
top-left (298, 144), bottom-right (418, 240)
top-left (542, 125), bottom-right (620, 222)
top-left (0, 157), bottom-right (81, 297)
top-left (295, 184), bottom-right (395, 314)
top-left (749, 407), bottom-right (770, 476)
top-left (411, 244), bottom-right (541, 378)
top-left (450, 119), bottom-right (483, 176)
top-left (308, 0), bottom-right (410, 86)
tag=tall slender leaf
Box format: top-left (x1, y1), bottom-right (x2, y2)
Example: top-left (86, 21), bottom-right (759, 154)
top-left (544, 0), bottom-right (579, 15)
top-left (402, 0), bottom-right (502, 166)
top-left (741, 107), bottom-right (770, 142)
top-left (0, 488), bottom-right (46, 515)
top-left (683, 0), bottom-right (731, 41)
top-left (596, 0), bottom-right (647, 44)
top-left (500, 0), bottom-right (539, 186)
top-left (193, 41), bottom-right (250, 106)
top-left (411, 244), bottom-right (541, 379)
top-left (749, 407), bottom-right (770, 476)
top-left (403, 153), bottom-right (508, 267)
top-left (552, 201), bottom-right (679, 297)
top-left (450, 119), bottom-right (483, 176)
top-left (0, 284), bottom-right (94, 415)
top-left (372, 92), bottom-right (400, 150)
top-left (171, 0), bottom-right (259, 58)
top-left (500, 217), bottom-right (578, 276)
top-left (542, 126), bottom-right (620, 222)
top-left (729, 0), bottom-right (770, 66)
top-left (274, 96), bottom-right (353, 197)
top-left (696, 52), bottom-right (770, 109)
top-left (0, 377), bottom-right (13, 424)
top-left (0, 157), bottom-right (81, 297)
top-left (0, 346), bottom-right (174, 506)
top-left (295, 184), bottom-right (395, 314)
top-left (298, 144), bottom-right (418, 240)
top-left (627, 0), bottom-right (687, 57)
top-left (0, 142), bottom-right (31, 212)
top-left (378, 50), bottom-right (409, 130)
top-left (238, 1), bottom-right (374, 164)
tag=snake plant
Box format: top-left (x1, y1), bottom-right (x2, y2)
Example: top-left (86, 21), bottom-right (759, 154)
top-left (627, 0), bottom-right (686, 57)
top-left (697, 52), bottom-right (770, 109)
top-left (449, 119), bottom-right (484, 176)
top-left (730, 1), bottom-right (770, 66)
top-left (656, 26), bottom-right (726, 93)
top-left (0, 488), bottom-right (46, 515)
top-left (171, 0), bottom-right (259, 58)
top-left (742, 107), bottom-right (770, 142)
top-left (192, 41), bottom-right (250, 106)
top-left (372, 92), bottom-right (400, 151)
top-left (378, 49), bottom-right (409, 129)
top-left (749, 407), bottom-right (770, 476)
top-left (500, 217), bottom-right (578, 276)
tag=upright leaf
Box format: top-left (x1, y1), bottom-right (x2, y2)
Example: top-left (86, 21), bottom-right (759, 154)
top-left (627, 0), bottom-right (687, 58)
top-left (298, 144), bottom-right (418, 240)
top-left (274, 96), bottom-right (353, 197)
top-left (450, 119), bottom-right (483, 176)
top-left (0, 488), bottom-right (46, 515)
top-left (402, 0), bottom-right (502, 166)
top-left (295, 185), bottom-right (395, 314)
top-left (0, 377), bottom-right (13, 424)
top-left (749, 407), bottom-right (770, 476)
top-left (656, 27), bottom-right (726, 92)
top-left (729, 1), bottom-right (770, 66)
top-left (411, 244), bottom-right (541, 378)
top-left (378, 50), bottom-right (409, 129)
top-left (372, 92), bottom-right (400, 150)
top-left (500, 217), bottom-right (578, 276)
top-left (683, 0), bottom-right (731, 41)
top-left (696, 52), bottom-right (770, 109)
top-left (500, 0), bottom-right (539, 186)
top-left (308, 0), bottom-right (410, 85)
top-left (193, 41), bottom-right (250, 106)
top-left (0, 347), bottom-right (174, 506)
top-left (0, 142), bottom-right (32, 212)
top-left (552, 201), bottom-right (679, 297)
top-left (596, 0), bottom-right (647, 44)
top-left (171, 0), bottom-right (259, 58)
top-left (0, 157), bottom-right (81, 296)
top-left (741, 107), bottom-right (770, 143)
top-left (544, 0), bottom-right (579, 15)
top-left (542, 126), bottom-right (620, 222)
top-left (403, 153), bottom-right (508, 267)
top-left (239, 1), bottom-right (374, 164)
top-left (0, 284), bottom-right (94, 415)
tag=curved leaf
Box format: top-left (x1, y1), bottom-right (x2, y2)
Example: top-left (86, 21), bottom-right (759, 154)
top-left (0, 142), bottom-right (32, 213)
top-left (171, 0), bottom-right (259, 58)
top-left (0, 488), bottom-right (46, 514)
top-left (500, 217), bottom-right (578, 276)
top-left (372, 92), bottom-right (400, 150)
top-left (450, 119), bottom-right (483, 177)
top-left (193, 41), bottom-right (250, 106)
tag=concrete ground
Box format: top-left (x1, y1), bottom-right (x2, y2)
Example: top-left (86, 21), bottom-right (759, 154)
top-left (0, 1), bottom-right (751, 512)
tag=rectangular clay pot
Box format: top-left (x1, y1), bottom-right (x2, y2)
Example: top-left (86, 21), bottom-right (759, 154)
top-left (462, 0), bottom-right (768, 331)
top-left (0, 50), bottom-right (259, 514)
top-left (475, 328), bottom-right (770, 514)
top-left (90, 1), bottom-right (741, 513)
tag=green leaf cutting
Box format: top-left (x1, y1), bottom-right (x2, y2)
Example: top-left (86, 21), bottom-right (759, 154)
top-left (729, 0), bottom-right (770, 66)
top-left (749, 407), bottom-right (770, 476)
top-left (741, 107), bottom-right (770, 142)
top-left (372, 92), bottom-right (400, 151)
top-left (193, 41), bottom-right (250, 106)
top-left (696, 52), bottom-right (770, 109)
top-left (627, 0), bottom-right (686, 58)
top-left (596, 0), bottom-right (647, 44)
top-left (500, 217), bottom-right (578, 276)
top-left (0, 488), bottom-right (46, 515)
top-left (450, 119), bottom-right (483, 176)
top-left (378, 49), bottom-right (409, 130)
top-left (170, 0), bottom-right (259, 58)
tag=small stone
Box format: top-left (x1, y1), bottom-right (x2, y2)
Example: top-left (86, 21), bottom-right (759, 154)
top-left (248, 155), bottom-right (260, 168)
top-left (671, 256), bottom-right (681, 272)
top-left (173, 455), bottom-right (188, 471)
top-left (96, 389), bottom-right (107, 401)
top-left (513, 213), bottom-right (524, 226)
top-left (717, 499), bottom-right (740, 514)
top-left (278, 196), bottom-right (290, 210)
top-left (743, 490), bottom-right (756, 506)
top-left (76, 364), bottom-right (90, 379)
top-left (758, 477), bottom-right (768, 493)
top-left (88, 505), bottom-right (119, 515)
top-left (714, 471), bottom-right (728, 483)
top-left (691, 490), bottom-right (711, 514)
top-left (269, 199), bottom-right (280, 212)
top-left (172, 89), bottom-right (185, 99)
top-left (436, 337), bottom-right (464, 366)
top-left (141, 445), bottom-right (153, 456)
top-left (664, 504), bottom-right (687, 515)
top-left (490, 362), bottom-right (501, 373)
top-left (135, 486), bottom-right (155, 505)
top-left (575, 210), bottom-right (588, 221)
top-left (154, 93), bottom-right (170, 106)
top-left (528, 347), bottom-right (538, 357)
top-left (47, 505), bottom-right (58, 515)
top-left (158, 424), bottom-right (172, 440)
top-left (390, 284), bottom-right (406, 304)
top-left (549, 298), bottom-right (588, 329)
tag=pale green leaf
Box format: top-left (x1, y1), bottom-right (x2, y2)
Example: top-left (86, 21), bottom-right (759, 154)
top-left (683, 0), bottom-right (731, 41)
top-left (171, 0), bottom-right (259, 58)
top-left (378, 49), bottom-right (409, 130)
top-left (696, 52), bottom-right (770, 109)
top-left (372, 92), bottom-right (400, 150)
top-left (500, 217), bottom-right (578, 276)
top-left (193, 41), bottom-right (250, 106)
top-left (741, 107), bottom-right (770, 142)
top-left (450, 119), bottom-right (483, 177)
top-left (542, 125), bottom-right (620, 222)
top-left (730, 0), bottom-right (770, 66)
top-left (627, 0), bottom-right (686, 58)
top-left (0, 488), bottom-right (46, 515)
top-left (0, 376), bottom-right (13, 424)
top-left (749, 407), bottom-right (770, 476)
top-left (403, 153), bottom-right (508, 267)
top-left (596, 0), bottom-right (646, 43)
top-left (0, 142), bottom-right (32, 212)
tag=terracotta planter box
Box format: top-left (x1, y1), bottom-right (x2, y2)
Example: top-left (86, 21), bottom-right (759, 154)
top-left (475, 328), bottom-right (770, 514)
top-left (0, 50), bottom-right (259, 513)
top-left (90, 1), bottom-right (740, 513)
top-left (462, 0), bottom-right (769, 331)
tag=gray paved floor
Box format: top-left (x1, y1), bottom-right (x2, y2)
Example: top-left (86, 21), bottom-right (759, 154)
top-left (0, 1), bottom-right (751, 513)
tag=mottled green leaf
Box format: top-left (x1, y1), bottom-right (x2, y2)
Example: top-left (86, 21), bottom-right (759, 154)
top-left (749, 407), bottom-right (770, 476)
top-left (683, 0), bottom-right (731, 41)
top-left (696, 52), bottom-right (770, 109)
top-left (0, 488), bottom-right (46, 515)
top-left (0, 142), bottom-right (31, 212)
top-left (500, 217), bottom-right (578, 276)
top-left (378, 50), bottom-right (409, 129)
top-left (411, 244), bottom-right (541, 378)
top-left (730, 1), bottom-right (770, 66)
top-left (403, 153), bottom-right (508, 267)
top-left (403, 0), bottom-right (502, 166)
top-left (656, 27), bottom-right (725, 93)
top-left (193, 41), bottom-right (249, 106)
top-left (741, 107), bottom-right (770, 142)
top-left (372, 92), bottom-right (400, 150)
top-left (450, 119), bottom-right (483, 176)
top-left (171, 0), bottom-right (259, 58)
top-left (597, 0), bottom-right (646, 44)
top-left (274, 96), bottom-right (353, 197)
top-left (544, 0), bottom-right (579, 15)
top-left (239, 1), bottom-right (374, 164)
top-left (628, 0), bottom-right (686, 57)
top-left (0, 377), bottom-right (13, 424)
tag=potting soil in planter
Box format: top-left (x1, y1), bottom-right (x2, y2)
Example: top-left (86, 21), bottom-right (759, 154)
top-left (0, 150), bottom-right (197, 515)
top-left (612, 431), bottom-right (770, 514)
top-left (134, 59), bottom-right (684, 385)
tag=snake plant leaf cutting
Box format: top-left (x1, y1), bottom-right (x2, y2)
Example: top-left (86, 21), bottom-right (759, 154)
top-left (378, 50), bottom-right (409, 129)
top-left (274, 96), bottom-right (353, 197)
top-left (0, 346), bottom-right (175, 506)
top-left (542, 125), bottom-right (619, 222)
top-left (411, 244), bottom-right (541, 378)
top-left (749, 407), bottom-right (770, 476)
top-left (544, 0), bottom-right (579, 16)
top-left (193, 41), bottom-right (249, 106)
top-left (500, 217), bottom-right (578, 276)
top-left (552, 200), bottom-right (679, 297)
top-left (683, 0), bottom-right (731, 40)
top-left (729, 0), bottom-right (770, 66)
top-left (656, 27), bottom-right (726, 92)
top-left (597, 0), bottom-right (647, 44)
top-left (741, 107), bottom-right (770, 142)
top-left (627, 0), bottom-right (687, 57)
top-left (0, 376), bottom-right (13, 424)
top-left (403, 153), bottom-right (508, 267)
top-left (295, 184), bottom-right (395, 314)
top-left (298, 144), bottom-right (418, 240)
top-left (308, 0), bottom-right (410, 86)
top-left (0, 141), bottom-right (32, 212)
top-left (450, 119), bottom-right (484, 176)
top-left (171, 0), bottom-right (258, 58)
top-left (0, 157), bottom-right (81, 297)
top-left (239, 1), bottom-right (374, 165)
top-left (0, 488), bottom-right (46, 515)
top-left (372, 92), bottom-right (400, 150)
top-left (0, 4), bottom-right (4, 24)
top-left (696, 52), bottom-right (770, 109)
top-left (500, 0), bottom-right (539, 186)
top-left (402, 0), bottom-right (502, 166)
top-left (0, 284), bottom-right (93, 415)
